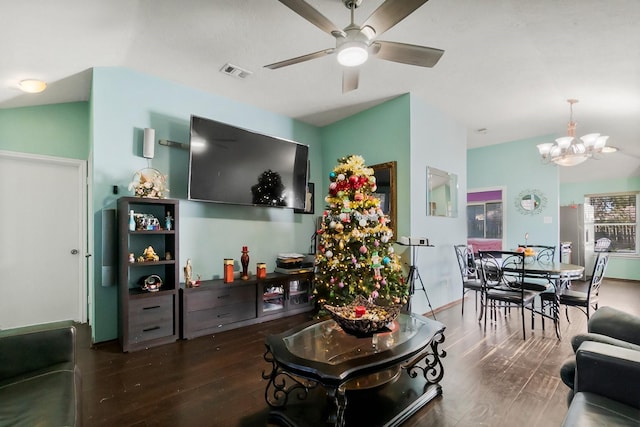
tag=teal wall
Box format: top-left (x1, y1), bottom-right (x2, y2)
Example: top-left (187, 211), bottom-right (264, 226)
top-left (90, 67), bottom-right (323, 342)
top-left (0, 102), bottom-right (89, 159)
top-left (560, 176), bottom-right (640, 280)
top-left (319, 94), bottom-right (411, 238)
top-left (468, 136), bottom-right (560, 253)
top-left (409, 96), bottom-right (467, 314)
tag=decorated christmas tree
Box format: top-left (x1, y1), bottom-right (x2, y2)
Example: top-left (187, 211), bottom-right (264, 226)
top-left (314, 155), bottom-right (408, 308)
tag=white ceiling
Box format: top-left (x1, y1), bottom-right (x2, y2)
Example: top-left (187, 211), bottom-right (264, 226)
top-left (2, 0), bottom-right (639, 183)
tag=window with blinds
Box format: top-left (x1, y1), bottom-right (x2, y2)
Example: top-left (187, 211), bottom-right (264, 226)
top-left (586, 193), bottom-right (638, 254)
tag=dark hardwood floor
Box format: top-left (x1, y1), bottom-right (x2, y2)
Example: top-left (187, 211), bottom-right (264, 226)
top-left (78, 279), bottom-right (639, 426)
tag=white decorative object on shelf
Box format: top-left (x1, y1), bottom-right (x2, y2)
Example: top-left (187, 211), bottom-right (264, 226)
top-left (128, 168), bottom-right (168, 199)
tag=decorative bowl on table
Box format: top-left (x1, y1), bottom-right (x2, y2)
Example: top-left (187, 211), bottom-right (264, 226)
top-left (323, 295), bottom-right (401, 336)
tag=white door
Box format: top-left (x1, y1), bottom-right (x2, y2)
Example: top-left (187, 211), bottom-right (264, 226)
top-left (0, 151), bottom-right (87, 329)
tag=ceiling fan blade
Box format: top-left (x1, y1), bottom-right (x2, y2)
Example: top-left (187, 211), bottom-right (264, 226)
top-left (264, 49), bottom-right (334, 70)
top-left (277, 0), bottom-right (340, 35)
top-left (372, 41), bottom-right (444, 67)
top-left (342, 68), bottom-right (359, 93)
top-left (362, 0), bottom-right (430, 36)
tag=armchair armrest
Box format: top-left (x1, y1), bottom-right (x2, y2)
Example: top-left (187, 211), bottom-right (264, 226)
top-left (574, 341), bottom-right (640, 409)
top-left (588, 307), bottom-right (640, 346)
top-left (571, 332), bottom-right (640, 353)
top-left (0, 321), bottom-right (76, 381)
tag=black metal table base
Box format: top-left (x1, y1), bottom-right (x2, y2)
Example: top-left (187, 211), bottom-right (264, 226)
top-left (267, 375), bottom-right (442, 427)
top-left (263, 332), bottom-right (446, 427)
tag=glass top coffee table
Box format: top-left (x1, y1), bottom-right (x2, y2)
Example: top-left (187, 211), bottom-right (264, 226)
top-left (262, 313), bottom-right (446, 427)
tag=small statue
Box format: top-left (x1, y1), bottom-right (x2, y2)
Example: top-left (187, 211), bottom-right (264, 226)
top-left (165, 212), bottom-right (173, 231)
top-left (184, 259), bottom-right (193, 287)
top-left (143, 246), bottom-right (160, 262)
top-left (241, 246), bottom-right (250, 280)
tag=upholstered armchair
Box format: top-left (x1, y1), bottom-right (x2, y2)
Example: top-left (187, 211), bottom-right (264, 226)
top-left (561, 341), bottom-right (640, 426)
top-left (559, 306), bottom-right (640, 426)
top-left (560, 306), bottom-right (640, 393)
top-left (0, 321), bottom-right (82, 426)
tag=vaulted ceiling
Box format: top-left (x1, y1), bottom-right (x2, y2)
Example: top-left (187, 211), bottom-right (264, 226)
top-left (2, 0), bottom-right (639, 182)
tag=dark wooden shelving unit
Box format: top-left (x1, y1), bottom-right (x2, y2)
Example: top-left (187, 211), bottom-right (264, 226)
top-left (180, 271), bottom-right (313, 340)
top-left (118, 197), bottom-right (179, 352)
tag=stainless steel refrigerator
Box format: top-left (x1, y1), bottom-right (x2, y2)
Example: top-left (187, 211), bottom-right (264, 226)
top-left (560, 204), bottom-right (595, 280)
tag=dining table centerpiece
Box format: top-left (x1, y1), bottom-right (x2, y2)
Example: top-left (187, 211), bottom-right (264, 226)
top-left (314, 155), bottom-right (408, 333)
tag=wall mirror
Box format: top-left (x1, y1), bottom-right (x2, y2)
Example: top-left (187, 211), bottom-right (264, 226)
top-left (371, 161), bottom-right (397, 239)
top-left (515, 189), bottom-right (547, 215)
top-left (426, 166), bottom-right (458, 217)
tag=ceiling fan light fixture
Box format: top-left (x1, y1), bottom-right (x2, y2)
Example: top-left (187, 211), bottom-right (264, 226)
top-left (337, 41), bottom-right (368, 67)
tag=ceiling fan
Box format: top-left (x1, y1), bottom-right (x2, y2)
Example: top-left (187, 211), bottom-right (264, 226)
top-left (265, 0), bottom-right (444, 93)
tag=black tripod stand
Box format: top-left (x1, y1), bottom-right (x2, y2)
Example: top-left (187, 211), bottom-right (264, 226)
top-left (405, 244), bottom-right (436, 319)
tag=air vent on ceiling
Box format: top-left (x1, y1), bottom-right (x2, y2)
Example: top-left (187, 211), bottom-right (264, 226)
top-left (220, 63), bottom-right (253, 79)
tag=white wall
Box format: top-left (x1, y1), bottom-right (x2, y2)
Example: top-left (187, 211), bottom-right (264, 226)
top-left (408, 95), bottom-right (468, 315)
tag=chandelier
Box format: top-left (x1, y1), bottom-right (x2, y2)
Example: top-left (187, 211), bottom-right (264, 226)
top-left (536, 99), bottom-right (609, 167)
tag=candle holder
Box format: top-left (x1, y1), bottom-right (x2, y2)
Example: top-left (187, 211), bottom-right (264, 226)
top-left (257, 262), bottom-right (267, 279)
top-left (241, 246), bottom-right (250, 280)
top-left (224, 259), bottom-right (234, 283)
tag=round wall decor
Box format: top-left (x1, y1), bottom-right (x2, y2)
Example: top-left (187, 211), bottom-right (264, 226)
top-left (515, 189), bottom-right (547, 215)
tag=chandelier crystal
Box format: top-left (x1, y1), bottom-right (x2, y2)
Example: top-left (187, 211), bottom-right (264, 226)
top-left (537, 99), bottom-right (609, 167)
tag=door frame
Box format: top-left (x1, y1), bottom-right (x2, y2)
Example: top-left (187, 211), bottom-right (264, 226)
top-left (0, 150), bottom-right (89, 323)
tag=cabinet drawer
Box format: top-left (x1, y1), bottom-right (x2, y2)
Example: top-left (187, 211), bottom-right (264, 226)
top-left (187, 301), bottom-right (256, 331)
top-left (129, 295), bottom-right (174, 343)
top-left (186, 285), bottom-right (255, 311)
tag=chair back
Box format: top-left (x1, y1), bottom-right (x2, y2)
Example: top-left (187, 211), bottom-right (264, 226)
top-left (588, 252), bottom-right (609, 304)
top-left (478, 251), bottom-right (525, 289)
top-left (595, 237), bottom-right (612, 252)
top-left (517, 244), bottom-right (555, 263)
top-left (454, 244), bottom-right (477, 281)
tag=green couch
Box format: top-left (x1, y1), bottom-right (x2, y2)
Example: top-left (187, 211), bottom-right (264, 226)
top-left (0, 321), bottom-right (81, 426)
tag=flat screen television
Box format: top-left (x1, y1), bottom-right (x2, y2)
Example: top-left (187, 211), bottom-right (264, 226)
top-left (188, 115), bottom-right (309, 209)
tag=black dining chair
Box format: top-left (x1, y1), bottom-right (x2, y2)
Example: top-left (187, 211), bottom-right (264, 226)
top-left (454, 245), bottom-right (483, 317)
top-left (518, 244), bottom-right (556, 264)
top-left (557, 252), bottom-right (610, 322)
top-left (516, 244), bottom-right (556, 292)
top-left (517, 244), bottom-right (556, 329)
top-left (479, 251), bottom-right (542, 340)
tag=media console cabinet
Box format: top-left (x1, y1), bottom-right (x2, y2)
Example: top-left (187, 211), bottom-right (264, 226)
top-left (180, 271), bottom-right (314, 339)
top-left (118, 197), bottom-right (314, 350)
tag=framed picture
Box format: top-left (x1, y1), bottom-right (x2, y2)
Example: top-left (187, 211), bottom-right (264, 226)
top-left (295, 182), bottom-right (315, 214)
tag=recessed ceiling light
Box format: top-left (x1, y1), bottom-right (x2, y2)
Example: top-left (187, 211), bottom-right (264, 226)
top-left (601, 146), bottom-right (618, 153)
top-left (19, 79), bottom-right (47, 93)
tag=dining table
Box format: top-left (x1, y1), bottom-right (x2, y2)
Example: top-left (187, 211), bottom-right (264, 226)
top-left (477, 254), bottom-right (585, 339)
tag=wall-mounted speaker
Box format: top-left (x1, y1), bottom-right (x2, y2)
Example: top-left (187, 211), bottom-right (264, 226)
top-left (143, 128), bottom-right (155, 159)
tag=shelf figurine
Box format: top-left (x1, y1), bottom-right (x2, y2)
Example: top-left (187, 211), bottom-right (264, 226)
top-left (241, 246), bottom-right (250, 280)
top-left (143, 246), bottom-right (160, 262)
top-left (184, 258), bottom-right (193, 287)
top-left (165, 212), bottom-right (173, 231)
